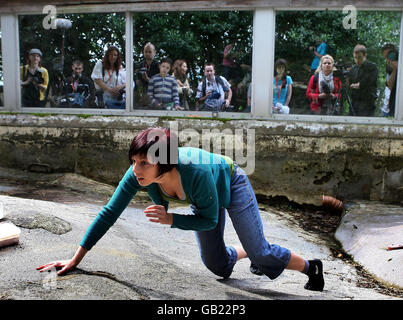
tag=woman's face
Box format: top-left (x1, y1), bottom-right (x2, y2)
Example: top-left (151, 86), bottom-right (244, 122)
top-left (108, 50), bottom-right (119, 65)
top-left (131, 154), bottom-right (160, 186)
top-left (322, 58), bottom-right (333, 74)
top-left (180, 62), bottom-right (188, 74)
top-left (29, 53), bottom-right (41, 65)
top-left (276, 65), bottom-right (285, 75)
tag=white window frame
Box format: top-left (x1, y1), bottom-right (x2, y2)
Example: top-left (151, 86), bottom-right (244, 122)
top-left (1, 14), bottom-right (21, 111)
top-left (0, 4), bottom-right (401, 124)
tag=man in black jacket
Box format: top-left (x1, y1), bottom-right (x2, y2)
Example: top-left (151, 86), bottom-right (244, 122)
top-left (61, 59), bottom-right (95, 107)
top-left (348, 44), bottom-right (378, 117)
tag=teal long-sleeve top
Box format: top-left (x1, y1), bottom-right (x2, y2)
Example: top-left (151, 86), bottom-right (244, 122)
top-left (80, 147), bottom-right (234, 250)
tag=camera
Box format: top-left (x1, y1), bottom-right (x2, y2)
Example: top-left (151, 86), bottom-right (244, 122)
top-left (320, 81), bottom-right (331, 94)
top-left (210, 90), bottom-right (221, 99)
top-left (117, 88), bottom-right (125, 101)
top-left (334, 61), bottom-right (352, 79)
top-left (30, 76), bottom-right (44, 85)
top-left (138, 67), bottom-right (147, 77)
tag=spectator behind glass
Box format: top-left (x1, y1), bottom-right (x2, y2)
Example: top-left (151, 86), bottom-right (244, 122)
top-left (61, 59), bottom-right (95, 108)
top-left (195, 63), bottom-right (232, 112)
top-left (309, 34), bottom-right (328, 74)
top-left (91, 46), bottom-right (126, 109)
top-left (306, 55), bottom-right (342, 115)
top-left (172, 59), bottom-right (193, 110)
top-left (273, 59), bottom-right (292, 114)
top-left (381, 43), bottom-right (398, 117)
top-left (222, 43), bottom-right (243, 87)
top-left (347, 44), bottom-right (378, 117)
top-left (147, 58), bottom-right (183, 111)
top-left (135, 42), bottom-right (160, 94)
top-left (20, 48), bottom-right (49, 107)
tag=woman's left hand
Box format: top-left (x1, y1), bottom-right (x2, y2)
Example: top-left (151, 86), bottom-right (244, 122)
top-left (144, 205), bottom-right (173, 225)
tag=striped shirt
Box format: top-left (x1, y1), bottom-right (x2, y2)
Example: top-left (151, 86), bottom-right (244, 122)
top-left (147, 74), bottom-right (180, 106)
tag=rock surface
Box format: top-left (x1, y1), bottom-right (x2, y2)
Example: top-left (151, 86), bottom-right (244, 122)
top-left (0, 167), bottom-right (402, 300)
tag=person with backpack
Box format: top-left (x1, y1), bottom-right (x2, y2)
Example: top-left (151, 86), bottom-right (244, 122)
top-left (307, 55), bottom-right (342, 115)
top-left (195, 63), bottom-right (232, 112)
top-left (20, 48), bottom-right (49, 108)
top-left (91, 46), bottom-right (126, 109)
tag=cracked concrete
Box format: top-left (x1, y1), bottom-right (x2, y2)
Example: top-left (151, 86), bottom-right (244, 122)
top-left (0, 193), bottom-right (400, 300)
top-left (0, 168), bottom-right (402, 300)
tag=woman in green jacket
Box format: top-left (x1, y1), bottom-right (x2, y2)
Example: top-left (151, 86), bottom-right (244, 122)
top-left (38, 127), bottom-right (324, 291)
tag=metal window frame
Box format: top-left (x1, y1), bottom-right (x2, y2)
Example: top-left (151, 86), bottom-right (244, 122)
top-left (0, 4), bottom-right (402, 125)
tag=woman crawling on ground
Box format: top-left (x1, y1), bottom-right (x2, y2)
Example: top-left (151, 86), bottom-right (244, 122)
top-left (37, 127), bottom-right (324, 292)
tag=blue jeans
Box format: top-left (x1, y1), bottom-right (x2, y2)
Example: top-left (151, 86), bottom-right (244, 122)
top-left (193, 164), bottom-right (291, 280)
top-left (104, 96), bottom-right (126, 109)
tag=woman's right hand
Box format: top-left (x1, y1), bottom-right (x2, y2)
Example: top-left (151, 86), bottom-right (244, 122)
top-left (37, 259), bottom-right (78, 276)
top-left (318, 93), bottom-right (330, 100)
top-left (37, 246), bottom-right (88, 276)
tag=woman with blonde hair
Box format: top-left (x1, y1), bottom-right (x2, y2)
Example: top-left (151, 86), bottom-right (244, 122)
top-left (306, 54), bottom-right (342, 115)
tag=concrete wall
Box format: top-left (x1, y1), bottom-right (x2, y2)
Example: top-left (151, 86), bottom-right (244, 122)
top-left (0, 114), bottom-right (402, 205)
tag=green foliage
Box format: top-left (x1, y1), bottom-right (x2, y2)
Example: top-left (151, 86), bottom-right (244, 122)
top-left (275, 10), bottom-right (400, 70)
top-left (133, 11), bottom-right (253, 86)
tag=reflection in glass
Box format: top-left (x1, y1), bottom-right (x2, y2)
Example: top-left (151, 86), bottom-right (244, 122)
top-left (18, 13), bottom-right (125, 109)
top-left (275, 10), bottom-right (401, 117)
top-left (132, 11), bottom-right (253, 113)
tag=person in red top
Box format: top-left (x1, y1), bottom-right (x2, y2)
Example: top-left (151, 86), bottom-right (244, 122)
top-left (306, 55), bottom-right (342, 115)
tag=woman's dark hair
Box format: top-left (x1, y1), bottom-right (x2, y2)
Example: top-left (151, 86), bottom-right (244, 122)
top-left (103, 46), bottom-right (123, 71)
top-left (128, 127), bottom-right (177, 177)
top-left (160, 57), bottom-right (173, 67)
top-left (274, 58), bottom-right (287, 88)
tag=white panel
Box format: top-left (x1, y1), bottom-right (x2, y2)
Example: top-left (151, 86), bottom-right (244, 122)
top-left (395, 11), bottom-right (403, 121)
top-left (125, 11), bottom-right (134, 111)
top-left (1, 15), bottom-right (21, 110)
top-left (251, 9), bottom-right (275, 118)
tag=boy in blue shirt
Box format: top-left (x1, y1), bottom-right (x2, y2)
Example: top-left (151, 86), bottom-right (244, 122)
top-left (148, 58), bottom-right (184, 110)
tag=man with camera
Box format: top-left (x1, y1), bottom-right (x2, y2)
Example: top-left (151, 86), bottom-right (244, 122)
top-left (195, 63), bottom-right (232, 112)
top-left (135, 43), bottom-right (160, 94)
top-left (347, 44), bottom-right (378, 117)
top-left (61, 59), bottom-right (95, 108)
top-left (20, 48), bottom-right (49, 107)
top-left (381, 44), bottom-right (399, 117)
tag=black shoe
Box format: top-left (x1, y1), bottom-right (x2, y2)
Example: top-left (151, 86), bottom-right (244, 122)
top-left (249, 263), bottom-right (264, 276)
top-left (304, 259), bottom-right (324, 291)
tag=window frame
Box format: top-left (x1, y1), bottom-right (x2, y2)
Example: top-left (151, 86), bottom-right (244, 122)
top-left (0, 3), bottom-right (400, 124)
